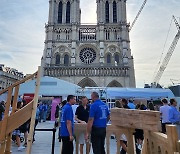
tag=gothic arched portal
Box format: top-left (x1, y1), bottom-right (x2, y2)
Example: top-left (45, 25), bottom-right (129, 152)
top-left (107, 80), bottom-right (122, 87)
top-left (78, 77), bottom-right (97, 88)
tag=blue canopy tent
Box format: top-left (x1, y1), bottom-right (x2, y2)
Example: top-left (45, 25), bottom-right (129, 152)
top-left (106, 88), bottom-right (175, 100)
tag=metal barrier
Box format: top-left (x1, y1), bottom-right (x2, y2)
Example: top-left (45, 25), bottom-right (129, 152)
top-left (35, 128), bottom-right (56, 154)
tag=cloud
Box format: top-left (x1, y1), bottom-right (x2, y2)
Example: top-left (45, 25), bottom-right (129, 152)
top-left (0, 53), bottom-right (13, 60)
top-left (127, 0), bottom-right (180, 87)
top-left (0, 0), bottom-right (180, 87)
top-left (0, 0), bottom-right (48, 74)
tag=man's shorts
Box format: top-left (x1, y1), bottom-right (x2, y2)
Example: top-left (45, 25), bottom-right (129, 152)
top-left (12, 130), bottom-right (21, 136)
top-left (79, 133), bottom-right (91, 145)
top-left (79, 133), bottom-right (85, 145)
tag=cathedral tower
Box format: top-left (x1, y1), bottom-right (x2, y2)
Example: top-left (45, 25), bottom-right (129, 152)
top-left (41, 0), bottom-right (136, 87)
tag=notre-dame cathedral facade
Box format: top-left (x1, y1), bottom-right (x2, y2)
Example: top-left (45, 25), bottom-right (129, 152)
top-left (41, 0), bottom-right (136, 88)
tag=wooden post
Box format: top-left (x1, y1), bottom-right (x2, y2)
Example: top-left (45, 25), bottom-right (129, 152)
top-left (11, 85), bottom-right (20, 113)
top-left (26, 66), bottom-right (41, 154)
top-left (5, 85), bottom-right (20, 154)
top-left (127, 128), bottom-right (135, 154)
top-left (4, 134), bottom-right (11, 154)
top-left (177, 140), bottom-right (180, 152)
top-left (166, 125), bottom-right (178, 153)
top-left (142, 130), bottom-right (152, 154)
top-left (141, 131), bottom-right (147, 154)
top-left (0, 88), bottom-right (13, 154)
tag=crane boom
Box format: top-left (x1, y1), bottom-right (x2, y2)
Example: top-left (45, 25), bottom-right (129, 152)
top-left (129, 0), bottom-right (147, 31)
top-left (153, 16), bottom-right (180, 85)
top-left (173, 15), bottom-right (180, 30)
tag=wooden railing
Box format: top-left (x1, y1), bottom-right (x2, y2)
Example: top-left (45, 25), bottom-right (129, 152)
top-left (142, 126), bottom-right (179, 154)
top-left (0, 66), bottom-right (41, 154)
top-left (74, 108), bottom-right (180, 154)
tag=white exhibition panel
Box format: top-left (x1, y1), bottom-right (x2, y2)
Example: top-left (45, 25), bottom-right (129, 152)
top-left (19, 76), bottom-right (80, 96)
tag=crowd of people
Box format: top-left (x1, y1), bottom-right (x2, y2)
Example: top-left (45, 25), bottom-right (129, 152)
top-left (55, 94), bottom-right (180, 154)
top-left (0, 93), bottom-right (180, 153)
top-left (57, 92), bottom-right (110, 154)
top-left (0, 99), bottom-right (49, 151)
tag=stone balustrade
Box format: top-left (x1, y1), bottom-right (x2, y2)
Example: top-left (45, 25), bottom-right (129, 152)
top-left (44, 65), bottom-right (129, 77)
top-left (51, 24), bottom-right (123, 42)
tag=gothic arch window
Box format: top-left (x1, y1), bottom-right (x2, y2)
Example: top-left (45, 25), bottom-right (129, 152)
top-left (64, 54), bottom-right (69, 66)
top-left (105, 29), bottom-right (110, 40)
top-left (55, 54), bottom-right (60, 65)
top-left (105, 1), bottom-right (109, 23)
top-left (115, 53), bottom-right (120, 64)
top-left (107, 53), bottom-right (111, 64)
top-left (114, 30), bottom-right (117, 40)
top-left (66, 1), bottom-right (71, 23)
top-left (78, 77), bottom-right (97, 88)
top-left (107, 80), bottom-right (122, 87)
top-left (113, 1), bottom-right (117, 23)
top-left (79, 47), bottom-right (96, 64)
top-left (65, 30), bottom-right (70, 40)
top-left (58, 1), bottom-right (63, 23)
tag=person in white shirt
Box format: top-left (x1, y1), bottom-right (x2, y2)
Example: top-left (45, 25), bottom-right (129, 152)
top-left (160, 98), bottom-right (171, 133)
top-left (72, 102), bottom-right (79, 123)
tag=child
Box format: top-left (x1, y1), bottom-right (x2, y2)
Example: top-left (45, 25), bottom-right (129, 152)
top-left (12, 101), bottom-right (25, 151)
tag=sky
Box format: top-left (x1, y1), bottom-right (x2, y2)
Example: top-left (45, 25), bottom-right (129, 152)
top-left (0, 0), bottom-right (180, 88)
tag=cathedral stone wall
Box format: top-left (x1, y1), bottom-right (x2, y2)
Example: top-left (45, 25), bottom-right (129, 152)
top-left (41, 0), bottom-right (136, 88)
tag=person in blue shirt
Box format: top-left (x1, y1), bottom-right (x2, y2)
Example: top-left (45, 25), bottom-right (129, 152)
top-left (169, 98), bottom-right (180, 139)
top-left (128, 99), bottom-right (136, 109)
top-left (86, 92), bottom-right (110, 154)
top-left (42, 103), bottom-right (48, 122)
top-left (60, 95), bottom-right (76, 154)
top-left (169, 98), bottom-right (180, 124)
top-left (38, 102), bottom-right (43, 122)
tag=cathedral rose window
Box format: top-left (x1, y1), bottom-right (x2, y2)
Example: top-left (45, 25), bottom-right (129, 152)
top-left (79, 48), bottom-right (96, 64)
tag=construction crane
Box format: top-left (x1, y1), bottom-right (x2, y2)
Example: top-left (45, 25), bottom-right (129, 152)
top-left (129, 0), bottom-right (147, 31)
top-left (170, 79), bottom-right (180, 85)
top-left (152, 16), bottom-right (180, 86)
